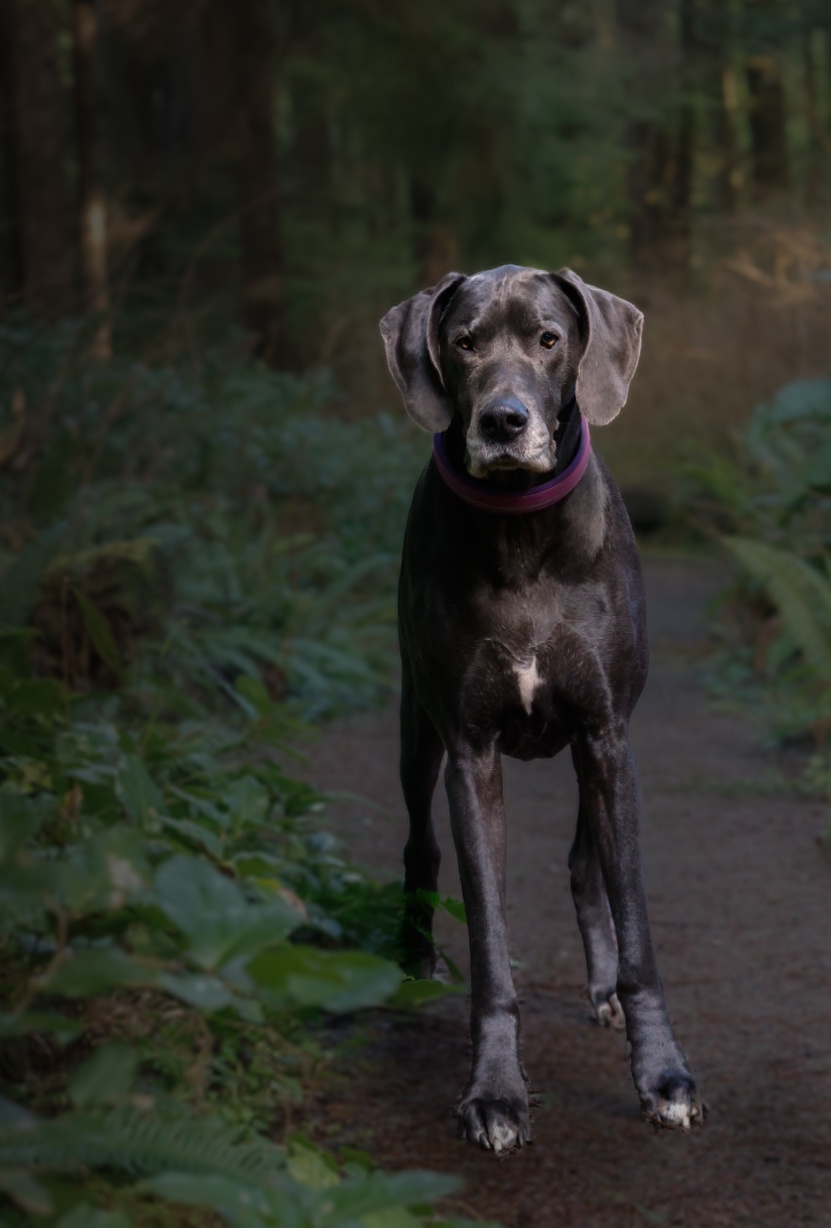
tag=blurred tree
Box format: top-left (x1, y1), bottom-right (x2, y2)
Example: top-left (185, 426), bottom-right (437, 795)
top-left (1, 0), bottom-right (826, 364)
top-left (617, 0), bottom-right (677, 278)
top-left (4, 0), bottom-right (71, 312)
top-left (670, 0), bottom-right (697, 287)
top-left (225, 0), bottom-right (288, 365)
top-left (700, 0), bottom-right (742, 214)
top-left (72, 0), bottom-right (111, 359)
top-left (0, 0), bottom-right (22, 295)
top-left (743, 0), bottom-right (790, 196)
top-left (802, 26), bottom-right (824, 210)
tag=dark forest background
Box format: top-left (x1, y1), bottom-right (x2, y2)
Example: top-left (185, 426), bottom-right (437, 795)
top-left (1, 0), bottom-right (830, 469)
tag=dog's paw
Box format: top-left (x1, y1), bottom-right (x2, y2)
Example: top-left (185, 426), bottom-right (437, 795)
top-left (592, 990), bottom-right (625, 1030)
top-left (640, 1071), bottom-right (704, 1131)
top-left (458, 1094), bottom-right (531, 1153)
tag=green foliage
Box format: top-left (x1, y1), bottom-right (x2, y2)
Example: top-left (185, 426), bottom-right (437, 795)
top-left (686, 378), bottom-right (831, 554)
top-left (0, 628), bottom-right (470, 1226)
top-left (0, 332), bottom-right (475, 1226)
top-left (722, 538), bottom-right (831, 682)
top-left (0, 1092), bottom-right (473, 1226)
top-left (0, 323), bottom-right (423, 720)
top-left (690, 379), bottom-right (831, 837)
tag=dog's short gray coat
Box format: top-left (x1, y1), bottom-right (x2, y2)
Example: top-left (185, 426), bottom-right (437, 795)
top-left (380, 264), bottom-right (702, 1152)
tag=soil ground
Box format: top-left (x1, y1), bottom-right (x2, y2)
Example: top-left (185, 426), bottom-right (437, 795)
top-left (300, 556), bottom-right (831, 1228)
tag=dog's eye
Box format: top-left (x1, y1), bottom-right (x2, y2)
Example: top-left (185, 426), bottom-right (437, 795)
top-left (540, 332), bottom-right (559, 349)
top-left (455, 335), bottom-right (474, 351)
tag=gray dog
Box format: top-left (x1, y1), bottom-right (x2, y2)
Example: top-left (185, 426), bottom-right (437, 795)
top-left (379, 264), bottom-right (703, 1152)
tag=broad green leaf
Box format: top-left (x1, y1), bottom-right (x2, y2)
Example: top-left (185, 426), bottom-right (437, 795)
top-left (118, 755), bottom-right (164, 826)
top-left (167, 785), bottom-right (227, 827)
top-left (0, 793), bottom-right (50, 861)
top-left (235, 673), bottom-right (273, 715)
top-left (362, 1208), bottom-right (422, 1228)
top-left (72, 587), bottom-right (124, 679)
top-left (327, 1170), bottom-right (459, 1220)
top-left (416, 891), bottom-right (467, 924)
top-left (0, 1168), bottom-right (54, 1216)
top-left (160, 814), bottom-right (224, 857)
top-left (226, 775), bottom-right (270, 832)
top-left (154, 855), bottom-right (299, 970)
top-left (56, 1205), bottom-right (132, 1228)
top-left (42, 948), bottom-right (158, 997)
top-left (247, 946), bottom-right (401, 1013)
top-left (0, 1012), bottom-right (82, 1044)
top-left (136, 1172), bottom-right (276, 1218)
top-left (3, 676), bottom-right (64, 719)
top-left (0, 727), bottom-right (43, 757)
top-left (58, 827), bottom-right (148, 914)
top-left (438, 896), bottom-right (467, 924)
top-left (286, 1136), bottom-right (339, 1190)
top-left (159, 972), bottom-right (237, 1013)
top-left (389, 979), bottom-right (462, 1008)
top-left (69, 1042), bottom-right (138, 1108)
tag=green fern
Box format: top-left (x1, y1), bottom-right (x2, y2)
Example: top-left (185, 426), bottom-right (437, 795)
top-left (724, 536), bottom-right (831, 680)
top-left (0, 1100), bottom-right (285, 1187)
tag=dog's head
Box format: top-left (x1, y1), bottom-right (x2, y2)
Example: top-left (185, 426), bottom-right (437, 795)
top-left (379, 264), bottom-right (643, 478)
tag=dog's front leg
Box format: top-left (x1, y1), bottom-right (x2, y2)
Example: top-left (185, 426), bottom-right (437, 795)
top-left (574, 724), bottom-right (703, 1130)
top-left (445, 742), bottom-right (530, 1152)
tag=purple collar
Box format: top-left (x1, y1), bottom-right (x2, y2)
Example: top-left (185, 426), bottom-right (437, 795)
top-left (432, 417), bottom-right (592, 515)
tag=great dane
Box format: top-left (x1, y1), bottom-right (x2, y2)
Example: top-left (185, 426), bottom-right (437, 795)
top-left (379, 264), bottom-right (702, 1152)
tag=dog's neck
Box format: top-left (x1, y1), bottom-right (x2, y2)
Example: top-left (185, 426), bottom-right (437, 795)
top-left (434, 396), bottom-right (590, 515)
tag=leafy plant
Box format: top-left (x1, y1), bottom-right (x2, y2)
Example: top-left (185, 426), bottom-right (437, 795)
top-left (684, 377), bottom-right (831, 556)
top-left (688, 379), bottom-right (831, 838)
top-left (722, 538), bottom-right (831, 682)
top-left (0, 615), bottom-right (470, 1225)
top-left (0, 331), bottom-right (476, 1226)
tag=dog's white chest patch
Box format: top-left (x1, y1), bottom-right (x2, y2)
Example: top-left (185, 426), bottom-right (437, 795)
top-left (513, 657), bottom-right (542, 714)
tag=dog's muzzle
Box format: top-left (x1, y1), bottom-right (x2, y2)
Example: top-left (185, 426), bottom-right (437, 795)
top-left (465, 399), bottom-right (556, 477)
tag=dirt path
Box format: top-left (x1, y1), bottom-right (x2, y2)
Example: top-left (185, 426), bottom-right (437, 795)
top-left (301, 557), bottom-right (831, 1228)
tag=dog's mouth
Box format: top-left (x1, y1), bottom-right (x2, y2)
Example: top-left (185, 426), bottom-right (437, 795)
top-left (476, 454), bottom-right (523, 473)
top-left (464, 445), bottom-right (556, 480)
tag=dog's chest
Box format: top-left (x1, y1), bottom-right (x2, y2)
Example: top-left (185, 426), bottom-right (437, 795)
top-left (474, 599), bottom-right (567, 715)
top-left (464, 581), bottom-right (615, 749)
top-left (512, 657), bottom-right (543, 714)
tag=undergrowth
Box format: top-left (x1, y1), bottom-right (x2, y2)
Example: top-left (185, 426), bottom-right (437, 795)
top-left (684, 377), bottom-right (831, 839)
top-left (0, 322), bottom-right (480, 1228)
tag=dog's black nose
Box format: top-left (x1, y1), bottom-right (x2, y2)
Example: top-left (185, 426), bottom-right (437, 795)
top-left (479, 399), bottom-right (529, 443)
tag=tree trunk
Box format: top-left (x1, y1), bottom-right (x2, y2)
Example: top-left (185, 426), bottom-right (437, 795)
top-left (72, 0), bottom-right (111, 360)
top-left (0, 0), bottom-right (23, 300)
top-left (700, 0), bottom-right (742, 214)
top-left (616, 0), bottom-right (674, 277)
top-left (743, 0), bottom-right (789, 198)
top-left (669, 0), bottom-right (696, 290)
top-left (803, 29), bottom-right (824, 212)
top-left (746, 55), bottom-right (789, 195)
top-left (6, 0), bottom-right (71, 313)
top-left (227, 0), bottom-right (287, 366)
top-left (716, 62), bottom-right (742, 213)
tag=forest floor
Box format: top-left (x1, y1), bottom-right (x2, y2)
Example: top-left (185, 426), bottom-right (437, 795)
top-left (298, 554), bottom-right (831, 1228)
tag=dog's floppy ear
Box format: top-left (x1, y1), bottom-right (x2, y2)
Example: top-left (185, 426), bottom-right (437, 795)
top-left (550, 268), bottom-right (643, 426)
top-left (379, 272), bottom-right (467, 432)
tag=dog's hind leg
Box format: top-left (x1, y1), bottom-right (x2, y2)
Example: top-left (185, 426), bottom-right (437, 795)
top-left (568, 789), bottom-right (625, 1030)
top-left (399, 663), bottom-right (445, 979)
